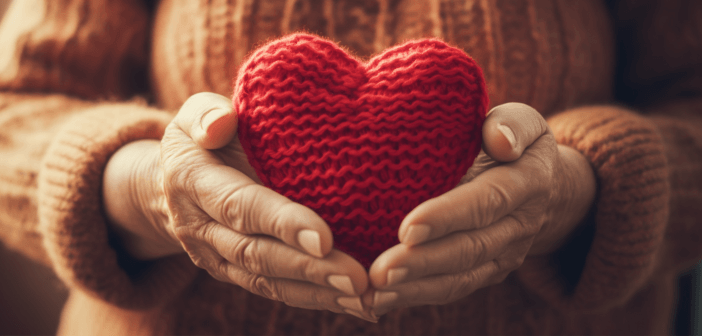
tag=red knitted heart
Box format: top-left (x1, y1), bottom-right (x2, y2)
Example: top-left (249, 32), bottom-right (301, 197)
top-left (234, 34), bottom-right (488, 268)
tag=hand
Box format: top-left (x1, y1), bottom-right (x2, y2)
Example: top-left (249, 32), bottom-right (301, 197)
top-left (364, 103), bottom-right (597, 317)
top-left (103, 93), bottom-right (376, 321)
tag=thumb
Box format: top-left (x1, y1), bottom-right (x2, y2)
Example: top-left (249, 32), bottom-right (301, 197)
top-left (175, 92), bottom-right (238, 149)
top-left (482, 102), bottom-right (550, 162)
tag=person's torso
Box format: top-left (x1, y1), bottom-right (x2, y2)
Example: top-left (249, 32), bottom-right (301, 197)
top-left (151, 0), bottom-right (615, 115)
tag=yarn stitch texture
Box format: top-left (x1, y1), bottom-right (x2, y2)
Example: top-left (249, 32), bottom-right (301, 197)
top-left (234, 34), bottom-right (488, 268)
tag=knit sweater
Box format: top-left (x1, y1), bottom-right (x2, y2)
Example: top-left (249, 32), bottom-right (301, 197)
top-left (0, 0), bottom-right (700, 335)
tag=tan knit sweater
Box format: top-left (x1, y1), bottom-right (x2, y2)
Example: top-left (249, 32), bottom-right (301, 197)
top-left (0, 0), bottom-right (701, 334)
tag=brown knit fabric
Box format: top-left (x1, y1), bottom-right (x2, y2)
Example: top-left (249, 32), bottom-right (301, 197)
top-left (0, 0), bottom-right (701, 335)
top-left (0, 0), bottom-right (150, 100)
top-left (0, 93), bottom-right (93, 265)
top-left (519, 106), bottom-right (670, 311)
top-left (37, 102), bottom-right (199, 309)
top-left (150, 0), bottom-right (615, 114)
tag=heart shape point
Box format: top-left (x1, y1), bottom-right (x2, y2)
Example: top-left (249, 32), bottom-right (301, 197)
top-left (234, 33), bottom-right (488, 268)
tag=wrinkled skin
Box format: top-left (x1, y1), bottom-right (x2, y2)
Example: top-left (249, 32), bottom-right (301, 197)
top-left (364, 103), bottom-right (596, 318)
top-left (104, 93), bottom-right (374, 321)
top-left (103, 93), bottom-right (595, 322)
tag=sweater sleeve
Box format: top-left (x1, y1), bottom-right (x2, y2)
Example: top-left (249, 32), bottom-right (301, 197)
top-left (0, 0), bottom-right (198, 309)
top-left (37, 98), bottom-right (198, 309)
top-left (515, 0), bottom-right (702, 312)
top-left (0, 93), bottom-right (198, 310)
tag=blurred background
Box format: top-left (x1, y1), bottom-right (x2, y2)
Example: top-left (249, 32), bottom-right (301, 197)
top-left (0, 0), bottom-right (700, 335)
top-left (0, 4), bottom-right (69, 336)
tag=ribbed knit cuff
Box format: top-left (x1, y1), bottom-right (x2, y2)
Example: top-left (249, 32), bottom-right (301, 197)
top-left (37, 103), bottom-right (198, 310)
top-left (516, 106), bottom-right (670, 312)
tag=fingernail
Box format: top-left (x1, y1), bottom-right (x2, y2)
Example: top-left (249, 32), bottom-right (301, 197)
top-left (328, 275), bottom-right (356, 295)
top-left (403, 224), bottom-right (431, 245)
top-left (496, 123), bottom-right (516, 149)
top-left (343, 309), bottom-right (378, 323)
top-left (337, 296), bottom-right (363, 311)
top-left (386, 267), bottom-right (408, 286)
top-left (373, 291), bottom-right (398, 309)
top-left (202, 108), bottom-right (231, 134)
top-left (297, 230), bottom-right (322, 257)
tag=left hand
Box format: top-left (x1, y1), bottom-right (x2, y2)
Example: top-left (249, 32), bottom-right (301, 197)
top-left (364, 103), bottom-right (597, 317)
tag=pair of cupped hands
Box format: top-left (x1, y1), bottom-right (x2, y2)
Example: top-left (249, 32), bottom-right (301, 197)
top-left (104, 92), bottom-right (596, 322)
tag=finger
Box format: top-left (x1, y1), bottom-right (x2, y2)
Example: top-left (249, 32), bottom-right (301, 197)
top-left (370, 261), bottom-right (502, 316)
top-left (169, 162), bottom-right (334, 258)
top-left (219, 264), bottom-right (378, 322)
top-left (168, 93), bottom-right (333, 257)
top-left (176, 92), bottom-right (238, 150)
top-left (482, 102), bottom-right (550, 162)
top-left (398, 163), bottom-right (532, 246)
top-left (206, 224), bottom-right (367, 295)
top-left (399, 121), bottom-right (558, 247)
top-left (370, 215), bottom-right (531, 288)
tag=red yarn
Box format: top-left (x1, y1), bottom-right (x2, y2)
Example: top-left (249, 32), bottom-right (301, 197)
top-left (234, 34), bottom-right (488, 268)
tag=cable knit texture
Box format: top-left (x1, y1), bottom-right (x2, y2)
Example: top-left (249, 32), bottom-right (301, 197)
top-left (235, 34), bottom-right (487, 267)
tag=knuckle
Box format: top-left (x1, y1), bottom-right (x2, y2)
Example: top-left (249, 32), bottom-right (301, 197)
top-left (456, 233), bottom-right (485, 268)
top-left (486, 183), bottom-right (512, 218)
top-left (215, 257), bottom-right (229, 275)
top-left (269, 202), bottom-right (297, 240)
top-left (489, 259), bottom-right (513, 285)
top-left (224, 184), bottom-right (261, 233)
top-left (232, 237), bottom-right (263, 274)
top-left (192, 220), bottom-right (219, 248)
top-left (242, 241), bottom-right (264, 274)
top-left (250, 275), bottom-right (280, 301)
top-left (453, 238), bottom-right (470, 268)
top-left (297, 255), bottom-right (317, 283)
top-left (209, 258), bottom-right (230, 282)
top-left (474, 236), bottom-right (491, 261)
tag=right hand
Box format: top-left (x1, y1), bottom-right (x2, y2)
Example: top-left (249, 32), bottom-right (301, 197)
top-left (105, 93), bottom-right (375, 321)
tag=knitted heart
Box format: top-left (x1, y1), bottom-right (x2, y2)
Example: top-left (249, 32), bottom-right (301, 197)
top-left (234, 34), bottom-right (488, 268)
